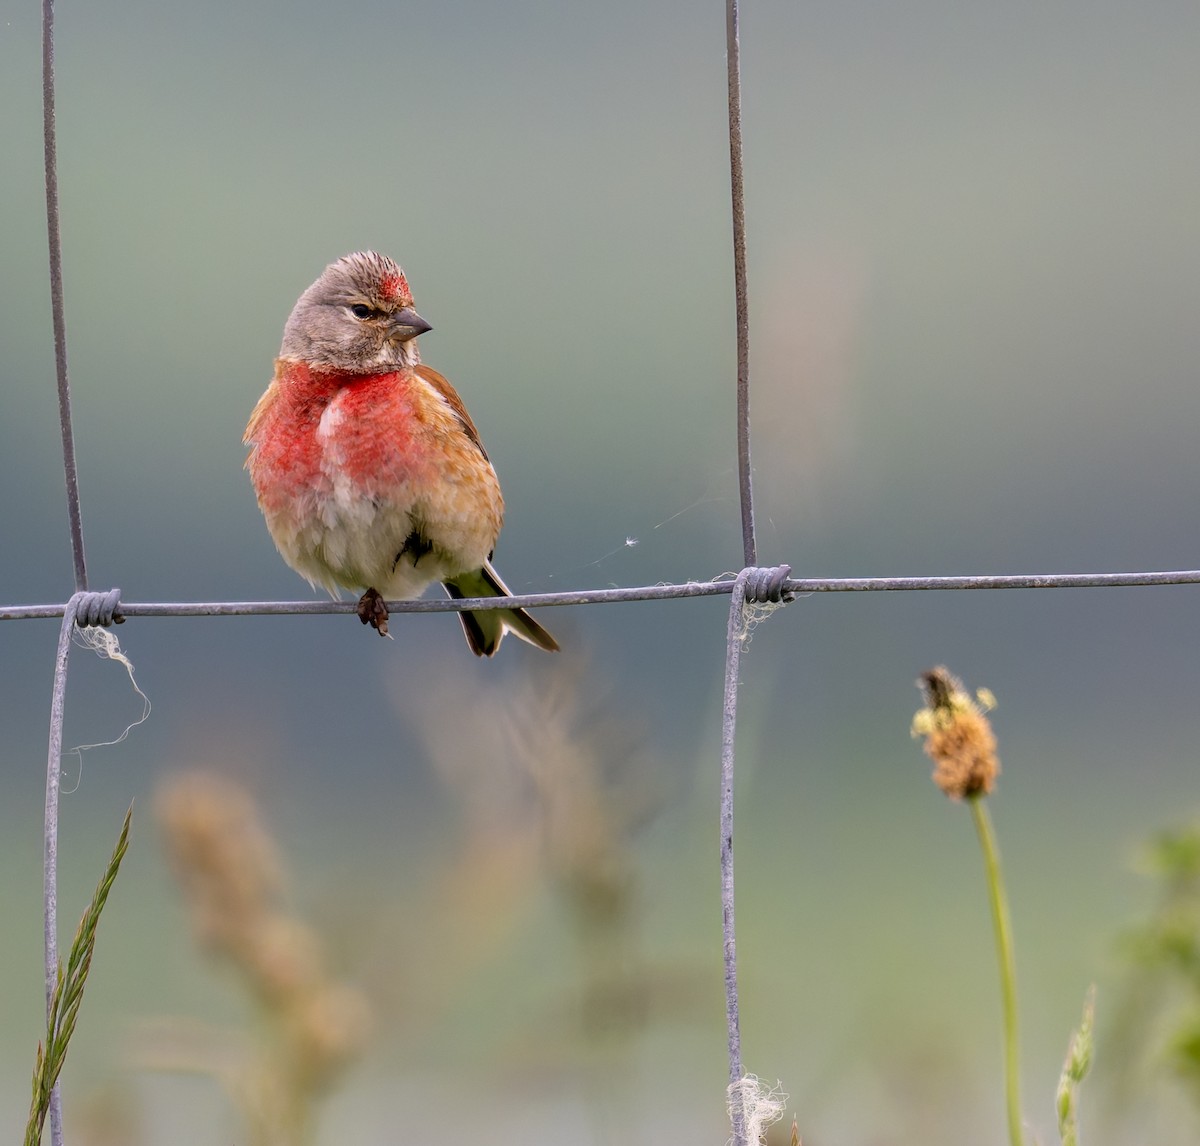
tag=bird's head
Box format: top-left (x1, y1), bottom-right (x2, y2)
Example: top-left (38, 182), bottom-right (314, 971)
top-left (279, 251), bottom-right (432, 372)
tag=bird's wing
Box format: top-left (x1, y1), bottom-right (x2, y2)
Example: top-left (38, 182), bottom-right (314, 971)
top-left (414, 364), bottom-right (490, 462)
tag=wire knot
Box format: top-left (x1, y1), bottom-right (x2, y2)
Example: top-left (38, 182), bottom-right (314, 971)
top-left (739, 565), bottom-right (794, 605)
top-left (73, 588), bottom-right (124, 627)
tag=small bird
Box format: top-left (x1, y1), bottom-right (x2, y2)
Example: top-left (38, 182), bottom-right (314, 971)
top-left (244, 251), bottom-right (558, 656)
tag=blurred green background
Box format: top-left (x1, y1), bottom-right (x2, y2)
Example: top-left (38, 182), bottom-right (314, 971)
top-left (2, 1), bottom-right (1199, 1142)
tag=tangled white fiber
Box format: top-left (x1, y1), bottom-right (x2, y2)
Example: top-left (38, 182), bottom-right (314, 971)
top-left (727, 1075), bottom-right (788, 1145)
top-left (66, 624), bottom-right (151, 775)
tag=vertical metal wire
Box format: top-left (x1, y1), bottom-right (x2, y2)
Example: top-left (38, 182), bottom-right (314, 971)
top-left (43, 597), bottom-right (81, 1146)
top-left (726, 0), bottom-right (757, 568)
top-left (720, 571), bottom-right (752, 1146)
top-left (42, 1), bottom-right (87, 1137)
top-left (722, 6), bottom-right (756, 1138)
top-left (43, 0), bottom-right (89, 594)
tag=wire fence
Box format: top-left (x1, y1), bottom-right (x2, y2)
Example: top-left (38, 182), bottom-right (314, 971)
top-left (7, 566), bottom-right (1200, 627)
top-left (12, 2), bottom-right (1200, 1144)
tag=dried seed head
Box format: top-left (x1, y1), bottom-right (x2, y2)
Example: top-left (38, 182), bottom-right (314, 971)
top-left (243, 913), bottom-right (325, 1005)
top-left (911, 666), bottom-right (1000, 800)
top-left (155, 770), bottom-right (372, 1136)
top-left (156, 772), bottom-right (285, 956)
top-left (285, 982), bottom-right (373, 1091)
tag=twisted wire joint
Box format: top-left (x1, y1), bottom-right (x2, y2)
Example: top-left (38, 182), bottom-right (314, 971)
top-left (740, 564), bottom-right (794, 605)
top-left (72, 588), bottom-right (123, 627)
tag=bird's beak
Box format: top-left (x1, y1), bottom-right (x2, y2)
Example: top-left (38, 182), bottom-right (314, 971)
top-left (390, 307), bottom-right (432, 342)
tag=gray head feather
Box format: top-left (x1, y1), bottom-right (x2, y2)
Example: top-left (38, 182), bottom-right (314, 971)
top-left (279, 251), bottom-right (427, 372)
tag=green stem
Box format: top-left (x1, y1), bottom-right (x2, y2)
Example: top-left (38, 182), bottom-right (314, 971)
top-left (970, 797), bottom-right (1025, 1146)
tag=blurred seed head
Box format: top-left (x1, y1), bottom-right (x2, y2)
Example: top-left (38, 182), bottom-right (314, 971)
top-left (242, 913), bottom-right (326, 1005)
top-left (911, 666), bottom-right (1000, 799)
top-left (156, 771), bottom-right (284, 957)
top-left (154, 770), bottom-right (371, 1141)
top-left (284, 982), bottom-right (374, 1093)
top-left (390, 652), bottom-right (687, 1066)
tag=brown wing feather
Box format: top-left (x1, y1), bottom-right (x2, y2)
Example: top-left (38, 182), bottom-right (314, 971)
top-left (414, 364), bottom-right (490, 462)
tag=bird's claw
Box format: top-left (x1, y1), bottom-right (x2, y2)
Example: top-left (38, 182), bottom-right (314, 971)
top-left (357, 588), bottom-right (390, 637)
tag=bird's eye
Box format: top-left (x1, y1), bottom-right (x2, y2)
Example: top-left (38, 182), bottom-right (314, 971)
top-left (349, 304), bottom-right (373, 319)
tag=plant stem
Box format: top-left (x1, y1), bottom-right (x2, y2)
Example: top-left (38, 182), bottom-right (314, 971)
top-left (970, 797), bottom-right (1025, 1146)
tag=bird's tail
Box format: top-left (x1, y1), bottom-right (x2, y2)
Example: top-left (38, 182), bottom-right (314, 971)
top-left (443, 561), bottom-right (560, 657)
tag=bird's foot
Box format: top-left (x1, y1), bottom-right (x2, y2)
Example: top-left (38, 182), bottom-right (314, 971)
top-left (357, 588), bottom-right (391, 637)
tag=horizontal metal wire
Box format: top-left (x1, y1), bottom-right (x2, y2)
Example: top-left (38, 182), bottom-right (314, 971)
top-left (4, 567), bottom-right (1199, 623)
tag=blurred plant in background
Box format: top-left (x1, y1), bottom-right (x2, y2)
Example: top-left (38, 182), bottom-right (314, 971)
top-left (393, 653), bottom-right (705, 1131)
top-left (84, 656), bottom-right (705, 1145)
top-left (71, 1084), bottom-right (143, 1146)
top-left (1106, 819), bottom-right (1200, 1139)
top-left (142, 772), bottom-right (371, 1146)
